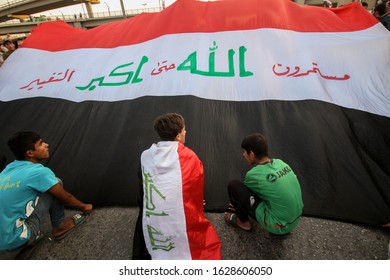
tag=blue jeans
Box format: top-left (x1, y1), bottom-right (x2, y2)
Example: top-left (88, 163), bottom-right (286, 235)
top-left (24, 192), bottom-right (66, 245)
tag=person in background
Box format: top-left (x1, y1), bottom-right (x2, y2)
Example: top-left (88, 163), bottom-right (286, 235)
top-left (373, 2), bottom-right (389, 28)
top-left (380, 0), bottom-right (390, 30)
top-left (323, 0), bottom-right (332, 8)
top-left (2, 39), bottom-right (16, 61)
top-left (1, 41), bottom-right (10, 66)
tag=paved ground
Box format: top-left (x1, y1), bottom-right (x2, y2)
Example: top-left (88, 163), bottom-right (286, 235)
top-left (1, 207), bottom-right (389, 260)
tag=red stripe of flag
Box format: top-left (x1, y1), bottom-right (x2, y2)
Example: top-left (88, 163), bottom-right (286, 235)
top-left (21, 0), bottom-right (378, 51)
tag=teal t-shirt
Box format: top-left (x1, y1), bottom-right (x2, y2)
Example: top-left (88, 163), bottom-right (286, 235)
top-left (244, 159), bottom-right (304, 234)
top-left (0, 160), bottom-right (58, 250)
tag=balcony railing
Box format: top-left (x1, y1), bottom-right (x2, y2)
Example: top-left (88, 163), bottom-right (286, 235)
top-left (0, 7), bottom-right (162, 25)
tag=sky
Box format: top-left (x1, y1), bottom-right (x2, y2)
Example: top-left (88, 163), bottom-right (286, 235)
top-left (0, 0), bottom-right (177, 17)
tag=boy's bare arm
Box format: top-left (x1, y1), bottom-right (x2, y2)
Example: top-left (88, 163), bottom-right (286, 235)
top-left (48, 183), bottom-right (93, 213)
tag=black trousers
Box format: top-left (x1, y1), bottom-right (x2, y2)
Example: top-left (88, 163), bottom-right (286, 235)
top-left (227, 179), bottom-right (261, 223)
top-left (132, 164), bottom-right (151, 260)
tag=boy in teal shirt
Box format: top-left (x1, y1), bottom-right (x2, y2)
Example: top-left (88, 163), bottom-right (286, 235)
top-left (0, 131), bottom-right (93, 251)
top-left (225, 133), bottom-right (303, 235)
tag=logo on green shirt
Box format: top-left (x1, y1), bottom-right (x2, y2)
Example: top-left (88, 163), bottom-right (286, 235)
top-left (266, 173), bottom-right (278, 183)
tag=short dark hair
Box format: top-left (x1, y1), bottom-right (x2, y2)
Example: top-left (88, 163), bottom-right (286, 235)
top-left (153, 113), bottom-right (185, 141)
top-left (3, 39), bottom-right (13, 46)
top-left (7, 131), bottom-right (41, 160)
top-left (241, 133), bottom-right (268, 158)
top-left (374, 3), bottom-right (387, 16)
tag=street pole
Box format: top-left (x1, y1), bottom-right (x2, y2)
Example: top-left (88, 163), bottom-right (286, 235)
top-left (59, 10), bottom-right (65, 20)
top-left (80, 0), bottom-right (86, 18)
top-left (119, 0), bottom-right (126, 18)
top-left (104, 2), bottom-right (111, 16)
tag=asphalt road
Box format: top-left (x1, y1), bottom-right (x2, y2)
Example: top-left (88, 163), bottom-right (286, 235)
top-left (1, 207), bottom-right (389, 260)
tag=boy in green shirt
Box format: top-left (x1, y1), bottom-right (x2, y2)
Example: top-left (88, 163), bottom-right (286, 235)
top-left (225, 133), bottom-right (303, 235)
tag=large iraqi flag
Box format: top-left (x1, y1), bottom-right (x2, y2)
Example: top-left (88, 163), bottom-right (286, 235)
top-left (0, 0), bottom-right (389, 227)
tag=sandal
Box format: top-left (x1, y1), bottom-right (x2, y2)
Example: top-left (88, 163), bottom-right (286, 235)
top-left (225, 203), bottom-right (236, 213)
top-left (54, 213), bottom-right (88, 241)
top-left (224, 212), bottom-right (252, 232)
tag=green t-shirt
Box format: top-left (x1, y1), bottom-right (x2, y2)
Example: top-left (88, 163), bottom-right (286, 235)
top-left (244, 159), bottom-right (303, 234)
